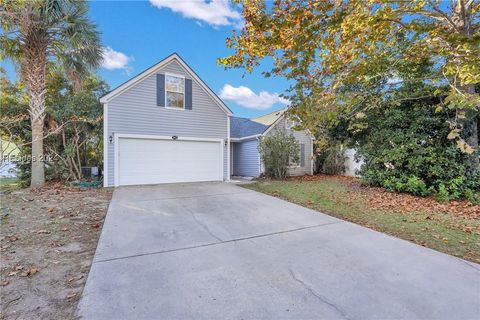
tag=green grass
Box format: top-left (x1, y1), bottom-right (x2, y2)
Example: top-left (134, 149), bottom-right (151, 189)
top-left (244, 179), bottom-right (480, 263)
top-left (0, 177), bottom-right (19, 188)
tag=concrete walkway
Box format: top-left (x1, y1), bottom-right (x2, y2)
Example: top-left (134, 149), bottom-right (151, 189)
top-left (77, 182), bottom-right (480, 319)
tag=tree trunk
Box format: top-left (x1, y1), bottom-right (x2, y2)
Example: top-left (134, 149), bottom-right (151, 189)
top-left (452, 1), bottom-right (479, 167)
top-left (466, 113), bottom-right (479, 166)
top-left (30, 117), bottom-right (45, 187)
top-left (459, 84), bottom-right (479, 162)
top-left (22, 22), bottom-right (48, 187)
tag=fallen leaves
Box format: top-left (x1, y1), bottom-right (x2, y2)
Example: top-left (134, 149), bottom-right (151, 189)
top-left (8, 266), bottom-right (39, 277)
top-left (303, 176), bottom-right (479, 217)
top-left (289, 174), bottom-right (480, 219)
top-left (66, 292), bottom-right (77, 299)
top-left (1, 235), bottom-right (19, 243)
top-left (90, 223), bottom-right (100, 229)
top-left (24, 267), bottom-right (39, 277)
top-left (364, 186), bottom-right (480, 219)
top-left (1, 183), bottom-right (112, 318)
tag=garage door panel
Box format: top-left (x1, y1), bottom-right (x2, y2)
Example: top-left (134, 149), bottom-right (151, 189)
top-left (118, 138), bottom-right (222, 186)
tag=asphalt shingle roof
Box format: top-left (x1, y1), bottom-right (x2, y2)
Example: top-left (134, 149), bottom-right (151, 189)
top-left (230, 117), bottom-right (269, 139)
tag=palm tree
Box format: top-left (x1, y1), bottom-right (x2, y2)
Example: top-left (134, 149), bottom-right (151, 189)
top-left (1, 0), bottom-right (103, 187)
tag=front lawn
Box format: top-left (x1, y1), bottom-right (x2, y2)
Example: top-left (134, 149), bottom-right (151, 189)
top-left (244, 175), bottom-right (480, 263)
top-left (0, 177), bottom-right (19, 189)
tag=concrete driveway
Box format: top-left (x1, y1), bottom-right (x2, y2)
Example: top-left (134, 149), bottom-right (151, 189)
top-left (77, 182), bottom-right (480, 319)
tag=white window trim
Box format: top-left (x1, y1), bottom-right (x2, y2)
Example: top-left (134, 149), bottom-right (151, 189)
top-left (164, 72), bottom-right (185, 110)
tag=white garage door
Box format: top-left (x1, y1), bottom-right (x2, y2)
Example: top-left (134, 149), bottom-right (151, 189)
top-left (117, 137), bottom-right (223, 186)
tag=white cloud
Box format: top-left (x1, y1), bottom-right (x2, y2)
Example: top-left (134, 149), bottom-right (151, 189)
top-left (219, 84), bottom-right (289, 110)
top-left (149, 0), bottom-right (241, 27)
top-left (101, 47), bottom-right (133, 71)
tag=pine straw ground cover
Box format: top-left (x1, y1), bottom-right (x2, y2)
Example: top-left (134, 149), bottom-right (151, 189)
top-left (0, 183), bottom-right (112, 319)
top-left (244, 175), bottom-right (480, 263)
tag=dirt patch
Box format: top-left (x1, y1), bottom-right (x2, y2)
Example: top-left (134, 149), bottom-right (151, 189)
top-left (0, 183), bottom-right (112, 319)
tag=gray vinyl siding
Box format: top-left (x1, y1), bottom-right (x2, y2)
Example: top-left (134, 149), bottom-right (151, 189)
top-left (232, 139), bottom-right (260, 177)
top-left (265, 117), bottom-right (313, 176)
top-left (106, 59), bottom-right (228, 186)
top-left (288, 129), bottom-right (313, 176)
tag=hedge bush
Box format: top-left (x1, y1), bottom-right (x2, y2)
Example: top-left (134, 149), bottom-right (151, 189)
top-left (355, 98), bottom-right (480, 203)
top-left (258, 130), bottom-right (299, 179)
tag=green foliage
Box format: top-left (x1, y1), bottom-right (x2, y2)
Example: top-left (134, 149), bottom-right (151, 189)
top-left (354, 96), bottom-right (480, 203)
top-left (258, 130), bottom-right (300, 179)
top-left (1, 0), bottom-right (103, 70)
top-left (316, 143), bottom-right (346, 175)
top-left (44, 72), bottom-right (108, 181)
top-left (220, 1), bottom-right (480, 156)
top-left (0, 69), bottom-right (108, 184)
top-left (1, 0), bottom-right (103, 187)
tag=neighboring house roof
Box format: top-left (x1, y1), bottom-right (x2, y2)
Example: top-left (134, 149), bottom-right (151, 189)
top-left (230, 108), bottom-right (288, 139)
top-left (230, 107), bottom-right (314, 140)
top-left (230, 117), bottom-right (269, 138)
top-left (99, 53), bottom-right (233, 115)
top-left (252, 108), bottom-right (287, 125)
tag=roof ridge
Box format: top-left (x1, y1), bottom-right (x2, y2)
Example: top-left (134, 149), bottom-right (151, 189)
top-left (252, 107), bottom-right (288, 120)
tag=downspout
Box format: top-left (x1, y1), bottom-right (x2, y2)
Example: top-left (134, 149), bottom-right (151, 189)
top-left (257, 135), bottom-right (262, 177)
top-left (226, 115), bottom-right (230, 181)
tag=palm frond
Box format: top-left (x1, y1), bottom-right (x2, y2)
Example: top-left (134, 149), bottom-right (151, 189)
top-left (0, 35), bottom-right (23, 61)
top-left (55, 1), bottom-right (103, 70)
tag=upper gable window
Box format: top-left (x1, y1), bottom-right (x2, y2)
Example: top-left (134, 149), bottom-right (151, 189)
top-left (165, 74), bottom-right (185, 109)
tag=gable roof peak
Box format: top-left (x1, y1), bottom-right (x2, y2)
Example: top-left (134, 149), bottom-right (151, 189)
top-left (99, 53), bottom-right (233, 115)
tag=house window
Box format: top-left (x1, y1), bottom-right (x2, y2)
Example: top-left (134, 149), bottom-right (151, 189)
top-left (289, 143), bottom-right (305, 167)
top-left (165, 74), bottom-right (185, 109)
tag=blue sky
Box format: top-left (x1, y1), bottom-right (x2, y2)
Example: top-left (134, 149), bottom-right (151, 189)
top-left (92, 0), bottom-right (290, 118)
top-left (2, 1), bottom-right (290, 118)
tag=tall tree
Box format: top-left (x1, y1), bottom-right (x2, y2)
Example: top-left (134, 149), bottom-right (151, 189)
top-left (219, 0), bottom-right (480, 165)
top-left (1, 0), bottom-right (103, 187)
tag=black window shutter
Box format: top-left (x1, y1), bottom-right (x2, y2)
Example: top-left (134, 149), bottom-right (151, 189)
top-left (185, 79), bottom-right (192, 110)
top-left (157, 74), bottom-right (165, 107)
top-left (300, 144), bottom-right (305, 167)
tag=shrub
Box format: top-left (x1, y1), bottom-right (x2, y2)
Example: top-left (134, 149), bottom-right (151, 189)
top-left (317, 143), bottom-right (346, 175)
top-left (258, 130), bottom-right (300, 179)
top-left (354, 97), bottom-right (480, 202)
